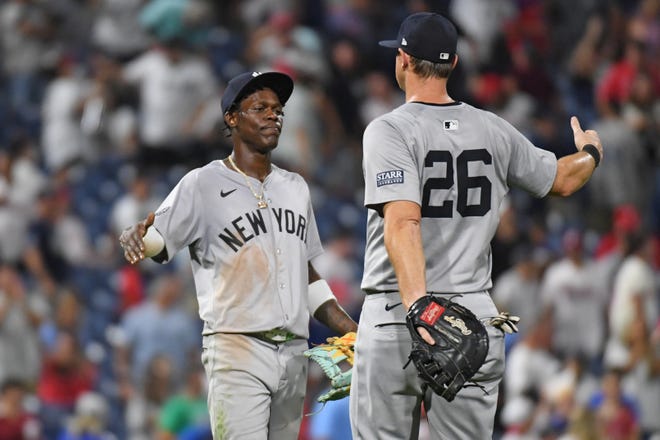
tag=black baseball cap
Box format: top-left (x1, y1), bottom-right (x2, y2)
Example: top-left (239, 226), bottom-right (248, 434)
top-left (221, 71), bottom-right (294, 114)
top-left (379, 12), bottom-right (457, 63)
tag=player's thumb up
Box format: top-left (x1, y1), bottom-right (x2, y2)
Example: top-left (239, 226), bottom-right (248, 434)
top-left (570, 116), bottom-right (583, 135)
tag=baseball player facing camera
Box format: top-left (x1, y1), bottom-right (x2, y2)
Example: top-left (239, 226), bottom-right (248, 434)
top-left (119, 71), bottom-right (357, 439)
top-left (351, 12), bottom-right (603, 440)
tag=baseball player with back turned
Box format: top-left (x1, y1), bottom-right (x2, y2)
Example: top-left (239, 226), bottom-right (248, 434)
top-left (119, 71), bottom-right (357, 440)
top-left (350, 12), bottom-right (604, 440)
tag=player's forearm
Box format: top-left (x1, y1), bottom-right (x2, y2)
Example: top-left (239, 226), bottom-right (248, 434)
top-left (549, 152), bottom-right (597, 196)
top-left (383, 202), bottom-right (427, 309)
top-left (313, 299), bottom-right (357, 335)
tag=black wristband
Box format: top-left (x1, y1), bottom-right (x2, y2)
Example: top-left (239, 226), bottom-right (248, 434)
top-left (582, 144), bottom-right (600, 168)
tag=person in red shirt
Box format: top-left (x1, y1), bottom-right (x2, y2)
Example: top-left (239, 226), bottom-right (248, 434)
top-left (36, 331), bottom-right (96, 438)
top-left (0, 379), bottom-right (41, 439)
top-left (596, 39), bottom-right (660, 116)
top-left (595, 204), bottom-right (641, 260)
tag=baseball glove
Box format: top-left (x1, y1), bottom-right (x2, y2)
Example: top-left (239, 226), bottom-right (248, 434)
top-left (405, 295), bottom-right (489, 402)
top-left (304, 331), bottom-right (356, 403)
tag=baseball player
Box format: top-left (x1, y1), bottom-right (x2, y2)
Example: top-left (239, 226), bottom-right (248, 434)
top-left (119, 71), bottom-right (357, 440)
top-left (350, 13), bottom-right (604, 439)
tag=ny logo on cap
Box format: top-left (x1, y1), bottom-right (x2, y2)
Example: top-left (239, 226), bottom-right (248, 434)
top-left (401, 37), bottom-right (408, 46)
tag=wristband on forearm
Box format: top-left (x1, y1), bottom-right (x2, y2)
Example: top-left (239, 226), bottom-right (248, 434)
top-left (582, 144), bottom-right (600, 168)
top-left (143, 227), bottom-right (165, 257)
top-left (308, 279), bottom-right (336, 315)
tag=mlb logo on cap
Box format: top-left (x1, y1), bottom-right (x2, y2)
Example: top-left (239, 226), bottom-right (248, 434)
top-left (379, 12), bottom-right (457, 63)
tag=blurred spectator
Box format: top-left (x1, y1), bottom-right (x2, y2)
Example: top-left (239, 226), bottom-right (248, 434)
top-left (491, 197), bottom-right (525, 282)
top-left (504, 316), bottom-right (561, 401)
top-left (139, 0), bottom-right (214, 49)
top-left (604, 230), bottom-right (657, 372)
top-left (39, 288), bottom-right (91, 353)
top-left (499, 394), bottom-right (539, 440)
top-left (125, 355), bottom-right (174, 440)
top-left (450, 0), bottom-right (515, 66)
top-left (588, 369), bottom-right (640, 440)
top-left (81, 51), bottom-right (139, 159)
top-left (121, 38), bottom-right (219, 170)
top-left (588, 110), bottom-right (651, 218)
top-left (557, 406), bottom-right (599, 440)
top-left (23, 185), bottom-right (94, 290)
top-left (620, 72), bottom-right (659, 159)
top-left (115, 273), bottom-right (199, 395)
top-left (0, 136), bottom-right (47, 211)
top-left (492, 243), bottom-right (545, 337)
top-left (0, 0), bottom-right (57, 133)
top-left (596, 39), bottom-right (659, 118)
top-left (246, 10), bottom-right (326, 79)
top-left (156, 364), bottom-right (210, 440)
top-left (359, 70), bottom-right (404, 124)
top-left (0, 378), bottom-right (41, 439)
top-left (37, 331), bottom-right (98, 439)
top-left (40, 54), bottom-right (91, 174)
top-left (595, 204), bottom-right (642, 260)
top-left (604, 230), bottom-right (660, 438)
top-left (541, 357), bottom-right (600, 430)
top-left (471, 72), bottom-right (536, 136)
top-left (561, 14), bottom-right (604, 127)
top-left (90, 0), bottom-right (151, 61)
top-left (0, 263), bottom-right (43, 387)
top-left (0, 138), bottom-right (47, 265)
top-left (58, 392), bottom-right (116, 440)
top-left (591, 205), bottom-right (643, 312)
top-left (110, 173), bottom-right (160, 237)
top-left (540, 229), bottom-right (608, 370)
top-left (325, 37), bottom-right (365, 138)
top-left (504, 3), bottom-right (556, 104)
top-left (269, 65), bottom-right (326, 178)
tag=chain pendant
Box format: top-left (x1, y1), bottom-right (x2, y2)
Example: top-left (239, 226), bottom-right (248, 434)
top-left (257, 200), bottom-right (268, 209)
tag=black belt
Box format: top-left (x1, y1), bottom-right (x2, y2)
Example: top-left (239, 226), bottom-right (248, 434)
top-left (363, 289), bottom-right (399, 295)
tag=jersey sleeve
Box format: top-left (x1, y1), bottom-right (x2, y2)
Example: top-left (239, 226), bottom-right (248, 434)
top-left (152, 170), bottom-right (203, 263)
top-left (496, 116), bottom-right (557, 197)
top-left (363, 116), bottom-right (421, 214)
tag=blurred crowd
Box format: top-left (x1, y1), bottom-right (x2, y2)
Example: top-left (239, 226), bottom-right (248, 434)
top-left (0, 0), bottom-right (657, 439)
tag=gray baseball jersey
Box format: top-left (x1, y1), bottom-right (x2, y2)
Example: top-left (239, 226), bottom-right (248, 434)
top-left (152, 159), bottom-right (323, 338)
top-left (361, 101), bottom-right (557, 293)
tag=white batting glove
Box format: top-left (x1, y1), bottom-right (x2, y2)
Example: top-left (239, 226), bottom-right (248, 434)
top-left (488, 312), bottom-right (520, 334)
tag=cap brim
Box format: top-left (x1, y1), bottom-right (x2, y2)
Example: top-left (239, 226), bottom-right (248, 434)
top-left (379, 40), bottom-right (400, 49)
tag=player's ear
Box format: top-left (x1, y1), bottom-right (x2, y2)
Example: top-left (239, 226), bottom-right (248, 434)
top-left (224, 112), bottom-right (237, 128)
top-left (398, 49), bottom-right (409, 67)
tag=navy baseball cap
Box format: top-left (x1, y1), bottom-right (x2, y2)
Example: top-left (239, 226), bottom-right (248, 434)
top-left (221, 71), bottom-right (294, 114)
top-left (379, 12), bottom-right (457, 63)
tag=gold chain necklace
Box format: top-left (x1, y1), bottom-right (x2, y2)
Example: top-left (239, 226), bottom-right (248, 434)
top-left (227, 155), bottom-right (268, 209)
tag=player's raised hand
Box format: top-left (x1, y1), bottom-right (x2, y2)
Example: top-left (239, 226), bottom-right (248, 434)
top-left (119, 212), bottom-right (155, 264)
top-left (570, 116), bottom-right (603, 160)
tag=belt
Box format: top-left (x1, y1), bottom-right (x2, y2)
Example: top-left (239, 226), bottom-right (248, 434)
top-left (363, 289), bottom-right (398, 295)
top-left (247, 329), bottom-right (299, 344)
